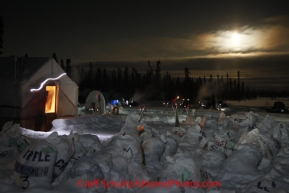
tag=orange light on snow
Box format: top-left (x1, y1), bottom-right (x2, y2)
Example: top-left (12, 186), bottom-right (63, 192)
top-left (45, 86), bottom-right (56, 113)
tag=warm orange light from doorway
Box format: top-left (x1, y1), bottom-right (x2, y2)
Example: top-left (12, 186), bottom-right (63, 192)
top-left (45, 86), bottom-right (56, 113)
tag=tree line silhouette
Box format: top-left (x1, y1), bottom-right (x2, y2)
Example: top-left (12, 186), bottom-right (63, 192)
top-left (63, 59), bottom-right (288, 103)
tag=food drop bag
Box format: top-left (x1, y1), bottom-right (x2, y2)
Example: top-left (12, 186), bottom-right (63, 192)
top-left (14, 132), bottom-right (58, 189)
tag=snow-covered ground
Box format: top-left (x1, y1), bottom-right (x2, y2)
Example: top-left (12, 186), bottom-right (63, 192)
top-left (1, 100), bottom-right (289, 193)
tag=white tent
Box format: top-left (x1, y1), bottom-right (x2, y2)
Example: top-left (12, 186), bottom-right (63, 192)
top-left (85, 91), bottom-right (106, 114)
top-left (0, 56), bottom-right (78, 131)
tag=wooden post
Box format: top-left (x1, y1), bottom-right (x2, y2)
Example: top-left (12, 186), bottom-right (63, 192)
top-left (172, 104), bottom-right (180, 127)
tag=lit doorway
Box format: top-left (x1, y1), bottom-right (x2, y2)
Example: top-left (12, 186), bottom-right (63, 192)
top-left (45, 86), bottom-right (56, 113)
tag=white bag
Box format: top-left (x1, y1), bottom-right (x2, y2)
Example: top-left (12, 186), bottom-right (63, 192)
top-left (240, 111), bottom-right (259, 131)
top-left (160, 137), bottom-right (178, 165)
top-left (257, 115), bottom-right (277, 133)
top-left (79, 134), bottom-right (103, 151)
top-left (57, 156), bottom-right (106, 193)
top-left (0, 122), bottom-right (31, 153)
top-left (142, 137), bottom-right (165, 177)
top-left (158, 153), bottom-right (201, 182)
top-left (217, 145), bottom-right (263, 189)
top-left (14, 132), bottom-right (58, 189)
top-left (171, 127), bottom-right (186, 142)
top-left (183, 125), bottom-right (203, 146)
top-left (52, 134), bottom-right (75, 178)
top-left (52, 132), bottom-right (87, 188)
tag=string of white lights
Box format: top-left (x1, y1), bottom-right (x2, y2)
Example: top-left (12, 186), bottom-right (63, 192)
top-left (30, 73), bottom-right (66, 92)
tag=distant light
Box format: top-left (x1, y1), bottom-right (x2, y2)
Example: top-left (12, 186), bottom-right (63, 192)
top-left (30, 73), bottom-right (66, 92)
top-left (109, 100), bottom-right (119, 105)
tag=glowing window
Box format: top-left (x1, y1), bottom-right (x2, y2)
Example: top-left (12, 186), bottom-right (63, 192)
top-left (45, 86), bottom-right (56, 113)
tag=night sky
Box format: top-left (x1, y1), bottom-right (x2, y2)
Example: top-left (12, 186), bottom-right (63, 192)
top-left (1, 0), bottom-right (289, 90)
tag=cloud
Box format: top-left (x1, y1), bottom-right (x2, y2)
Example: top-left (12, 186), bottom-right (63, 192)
top-left (200, 15), bottom-right (289, 56)
top-left (263, 15), bottom-right (289, 25)
top-left (82, 15), bottom-right (289, 62)
top-left (82, 36), bottom-right (205, 61)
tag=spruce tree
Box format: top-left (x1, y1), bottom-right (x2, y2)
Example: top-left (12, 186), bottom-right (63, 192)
top-left (237, 71), bottom-right (241, 93)
top-left (155, 60), bottom-right (161, 85)
top-left (52, 53), bottom-right (58, 63)
top-left (66, 59), bottom-right (71, 77)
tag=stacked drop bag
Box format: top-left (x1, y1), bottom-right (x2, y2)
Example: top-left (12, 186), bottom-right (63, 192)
top-left (1, 109), bottom-right (289, 192)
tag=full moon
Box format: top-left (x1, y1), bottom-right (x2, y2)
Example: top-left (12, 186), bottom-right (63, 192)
top-left (231, 32), bottom-right (240, 44)
top-left (229, 32), bottom-right (242, 51)
top-left (208, 29), bottom-right (262, 54)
